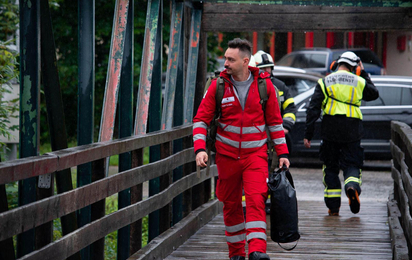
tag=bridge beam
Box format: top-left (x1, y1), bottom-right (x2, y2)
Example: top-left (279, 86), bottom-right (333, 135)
top-left (202, 3), bottom-right (412, 32)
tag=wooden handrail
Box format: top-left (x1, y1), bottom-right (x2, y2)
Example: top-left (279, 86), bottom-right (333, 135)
top-left (0, 124), bottom-right (192, 184)
top-left (389, 121), bottom-right (412, 258)
top-left (18, 167), bottom-right (216, 260)
top-left (0, 148), bottom-right (194, 241)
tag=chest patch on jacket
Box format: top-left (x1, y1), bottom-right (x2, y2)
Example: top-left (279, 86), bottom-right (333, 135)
top-left (222, 96), bottom-right (235, 105)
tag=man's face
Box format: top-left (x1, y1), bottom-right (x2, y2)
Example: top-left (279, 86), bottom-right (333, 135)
top-left (224, 48), bottom-right (248, 75)
top-left (261, 66), bottom-right (272, 73)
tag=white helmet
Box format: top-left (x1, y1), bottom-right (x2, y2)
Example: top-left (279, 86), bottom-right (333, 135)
top-left (337, 51), bottom-right (360, 67)
top-left (253, 50), bottom-right (274, 68)
top-left (248, 55), bottom-right (256, 67)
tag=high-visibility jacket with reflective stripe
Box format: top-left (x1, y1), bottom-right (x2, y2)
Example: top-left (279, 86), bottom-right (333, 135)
top-left (319, 70), bottom-right (365, 120)
top-left (193, 67), bottom-right (288, 159)
top-left (304, 69), bottom-right (379, 143)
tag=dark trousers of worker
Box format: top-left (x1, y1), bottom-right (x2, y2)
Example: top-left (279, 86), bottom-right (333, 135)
top-left (216, 150), bottom-right (268, 258)
top-left (319, 139), bottom-right (364, 212)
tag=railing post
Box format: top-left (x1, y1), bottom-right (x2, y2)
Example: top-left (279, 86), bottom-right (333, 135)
top-left (147, 0), bottom-right (163, 242)
top-left (192, 30), bottom-right (209, 210)
top-left (91, 158), bottom-right (106, 260)
top-left (77, 0), bottom-right (95, 258)
top-left (40, 2), bottom-right (80, 258)
top-left (97, 0), bottom-right (129, 258)
top-left (18, 0), bottom-right (40, 257)
top-left (130, 149), bottom-right (143, 253)
top-left (182, 5), bottom-right (202, 218)
top-left (133, 0), bottom-right (162, 244)
top-left (117, 0), bottom-right (133, 259)
top-left (159, 142), bottom-right (172, 233)
top-left (161, 0), bottom-right (184, 227)
top-left (172, 3), bottom-right (185, 225)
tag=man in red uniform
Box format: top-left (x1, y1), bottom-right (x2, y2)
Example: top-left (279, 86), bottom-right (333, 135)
top-left (193, 38), bottom-right (290, 260)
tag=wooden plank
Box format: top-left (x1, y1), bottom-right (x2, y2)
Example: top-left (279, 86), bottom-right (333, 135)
top-left (203, 4), bottom-right (411, 14)
top-left (198, 1), bottom-right (412, 8)
top-left (128, 199), bottom-right (221, 260)
top-left (165, 200), bottom-right (393, 259)
top-left (0, 125), bottom-right (192, 184)
top-left (201, 3), bottom-right (412, 32)
top-left (391, 121), bottom-right (412, 169)
top-left (17, 165), bottom-right (217, 260)
top-left (388, 192), bottom-right (401, 218)
top-left (392, 166), bottom-right (412, 250)
top-left (0, 149), bottom-right (194, 241)
top-left (387, 192), bottom-right (409, 260)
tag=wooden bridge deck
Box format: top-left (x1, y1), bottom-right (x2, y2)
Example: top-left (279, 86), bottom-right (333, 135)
top-left (165, 167), bottom-right (393, 260)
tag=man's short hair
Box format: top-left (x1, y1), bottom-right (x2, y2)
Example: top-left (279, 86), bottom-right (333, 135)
top-left (228, 38), bottom-right (252, 58)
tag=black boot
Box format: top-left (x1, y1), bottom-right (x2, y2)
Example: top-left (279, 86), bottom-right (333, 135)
top-left (230, 256), bottom-right (245, 260)
top-left (249, 251), bottom-right (270, 260)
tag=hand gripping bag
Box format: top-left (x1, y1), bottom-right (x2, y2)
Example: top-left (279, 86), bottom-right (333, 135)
top-left (267, 166), bottom-right (300, 249)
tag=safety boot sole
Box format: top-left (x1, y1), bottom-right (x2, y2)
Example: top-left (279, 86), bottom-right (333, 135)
top-left (347, 188), bottom-right (360, 214)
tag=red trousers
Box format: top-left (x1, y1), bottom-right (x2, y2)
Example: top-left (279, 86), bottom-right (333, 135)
top-left (216, 150), bottom-right (269, 258)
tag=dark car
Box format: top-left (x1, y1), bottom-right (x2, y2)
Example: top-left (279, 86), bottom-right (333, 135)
top-left (272, 66), bottom-right (322, 96)
top-left (276, 48), bottom-right (386, 76)
top-left (288, 75), bottom-right (412, 159)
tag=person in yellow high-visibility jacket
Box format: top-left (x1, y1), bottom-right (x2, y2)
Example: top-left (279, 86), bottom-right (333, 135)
top-left (303, 51), bottom-right (379, 216)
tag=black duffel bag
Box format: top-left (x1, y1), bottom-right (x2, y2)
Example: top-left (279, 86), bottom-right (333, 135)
top-left (267, 166), bottom-right (300, 249)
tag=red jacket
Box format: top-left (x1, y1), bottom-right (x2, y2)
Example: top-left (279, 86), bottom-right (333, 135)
top-left (193, 67), bottom-right (289, 159)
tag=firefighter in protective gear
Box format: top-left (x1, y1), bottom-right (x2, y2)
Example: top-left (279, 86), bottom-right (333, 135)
top-left (303, 51), bottom-right (379, 216)
top-left (193, 38), bottom-right (290, 260)
top-left (253, 51), bottom-right (297, 138)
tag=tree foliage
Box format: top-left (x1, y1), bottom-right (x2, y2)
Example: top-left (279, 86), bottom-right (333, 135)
top-left (0, 0), bottom-right (19, 147)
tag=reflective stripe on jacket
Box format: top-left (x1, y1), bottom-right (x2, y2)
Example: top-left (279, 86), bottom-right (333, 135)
top-left (319, 71), bottom-right (365, 120)
top-left (193, 67), bottom-right (288, 159)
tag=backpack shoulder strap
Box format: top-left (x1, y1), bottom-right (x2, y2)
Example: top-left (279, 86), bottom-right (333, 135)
top-left (258, 77), bottom-right (268, 112)
top-left (205, 76), bottom-right (225, 175)
top-left (215, 77), bottom-right (225, 114)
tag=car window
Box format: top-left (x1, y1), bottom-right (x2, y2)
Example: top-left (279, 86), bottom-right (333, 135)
top-left (307, 54), bottom-right (327, 68)
top-left (277, 54), bottom-right (296, 67)
top-left (292, 79), bottom-right (317, 96)
top-left (363, 85), bottom-right (402, 106)
top-left (276, 77), bottom-right (318, 96)
top-left (401, 87), bottom-right (412, 105)
top-left (291, 53), bottom-right (326, 69)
